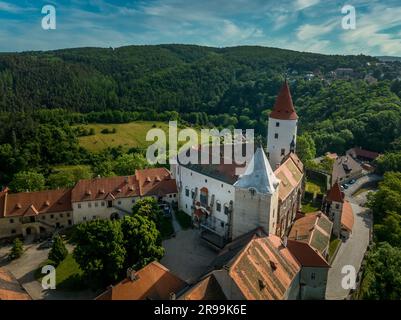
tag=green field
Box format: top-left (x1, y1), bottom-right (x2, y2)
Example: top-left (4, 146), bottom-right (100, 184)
top-left (77, 121), bottom-right (171, 152)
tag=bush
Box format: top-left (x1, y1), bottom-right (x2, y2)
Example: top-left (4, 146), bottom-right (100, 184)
top-left (49, 235), bottom-right (68, 266)
top-left (9, 238), bottom-right (24, 260)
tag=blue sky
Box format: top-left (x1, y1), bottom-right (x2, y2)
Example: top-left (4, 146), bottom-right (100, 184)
top-left (0, 0), bottom-right (400, 56)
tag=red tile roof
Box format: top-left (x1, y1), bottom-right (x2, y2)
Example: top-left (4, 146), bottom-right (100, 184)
top-left (348, 147), bottom-right (380, 160)
top-left (71, 168), bottom-right (177, 202)
top-left (0, 268), bottom-right (31, 300)
top-left (274, 154), bottom-right (303, 201)
top-left (288, 212), bottom-right (332, 255)
top-left (95, 261), bottom-right (186, 300)
top-left (269, 81), bottom-right (298, 121)
top-left (136, 168), bottom-right (177, 196)
top-left (0, 189), bottom-right (72, 218)
top-left (181, 273), bottom-right (227, 300)
top-left (287, 240), bottom-right (330, 268)
top-left (229, 234), bottom-right (301, 300)
top-left (326, 182), bottom-right (344, 203)
top-left (341, 201), bottom-right (354, 233)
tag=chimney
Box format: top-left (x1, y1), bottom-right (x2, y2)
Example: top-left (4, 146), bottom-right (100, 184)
top-left (126, 268), bottom-right (138, 281)
top-left (282, 236), bottom-right (288, 247)
top-left (169, 293), bottom-right (176, 300)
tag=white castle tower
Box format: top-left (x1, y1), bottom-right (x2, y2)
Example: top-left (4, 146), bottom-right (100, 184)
top-left (232, 147), bottom-right (280, 238)
top-left (267, 81), bottom-right (298, 169)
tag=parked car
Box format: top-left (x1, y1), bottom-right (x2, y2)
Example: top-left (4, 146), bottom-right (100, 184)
top-left (342, 184), bottom-right (349, 189)
top-left (349, 179), bottom-right (356, 184)
top-left (37, 238), bottom-right (54, 250)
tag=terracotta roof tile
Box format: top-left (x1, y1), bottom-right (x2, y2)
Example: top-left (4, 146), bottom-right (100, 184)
top-left (0, 268), bottom-right (31, 300)
top-left (286, 240), bottom-right (330, 268)
top-left (326, 182), bottom-right (344, 203)
top-left (274, 155), bottom-right (303, 201)
top-left (229, 234), bottom-right (301, 300)
top-left (95, 261), bottom-right (186, 300)
top-left (182, 273), bottom-right (226, 300)
top-left (0, 189), bottom-right (72, 218)
top-left (341, 201), bottom-right (354, 232)
top-left (269, 81), bottom-right (298, 121)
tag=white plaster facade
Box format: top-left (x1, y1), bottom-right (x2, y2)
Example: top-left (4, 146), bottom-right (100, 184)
top-left (267, 118), bottom-right (298, 170)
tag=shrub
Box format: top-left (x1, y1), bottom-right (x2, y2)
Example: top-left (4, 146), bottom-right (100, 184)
top-left (9, 238), bottom-right (24, 260)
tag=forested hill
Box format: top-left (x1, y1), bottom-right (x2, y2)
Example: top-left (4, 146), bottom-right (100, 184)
top-left (0, 44), bottom-right (377, 114)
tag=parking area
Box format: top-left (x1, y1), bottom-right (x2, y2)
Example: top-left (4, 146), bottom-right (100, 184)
top-left (161, 229), bottom-right (218, 284)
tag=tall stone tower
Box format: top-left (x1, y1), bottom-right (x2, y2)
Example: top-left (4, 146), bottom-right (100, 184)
top-left (267, 81), bottom-right (298, 169)
top-left (232, 147), bottom-right (280, 238)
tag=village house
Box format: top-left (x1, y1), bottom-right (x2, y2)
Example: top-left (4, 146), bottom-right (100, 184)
top-left (172, 81), bottom-right (304, 248)
top-left (0, 168), bottom-right (177, 240)
top-left (332, 155), bottom-right (363, 186)
top-left (346, 147), bottom-right (380, 163)
top-left (0, 188), bottom-right (73, 240)
top-left (323, 182), bottom-right (354, 240)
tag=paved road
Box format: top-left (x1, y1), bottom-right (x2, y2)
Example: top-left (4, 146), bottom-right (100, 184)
top-left (0, 242), bottom-right (96, 300)
top-left (325, 202), bottom-right (372, 300)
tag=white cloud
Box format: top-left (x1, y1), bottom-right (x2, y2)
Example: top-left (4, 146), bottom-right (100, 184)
top-left (0, 1), bottom-right (27, 13)
top-left (296, 20), bottom-right (337, 41)
top-left (339, 5), bottom-right (401, 55)
top-left (295, 0), bottom-right (320, 11)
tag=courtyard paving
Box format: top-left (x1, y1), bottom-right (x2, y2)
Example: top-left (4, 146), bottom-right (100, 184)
top-left (161, 229), bottom-right (218, 284)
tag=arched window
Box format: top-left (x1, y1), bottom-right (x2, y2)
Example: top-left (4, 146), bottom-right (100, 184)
top-left (185, 187), bottom-right (190, 197)
top-left (200, 187), bottom-right (208, 206)
top-left (224, 203), bottom-right (229, 215)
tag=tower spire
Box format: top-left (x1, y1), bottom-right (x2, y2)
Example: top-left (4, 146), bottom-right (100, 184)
top-left (269, 81), bottom-right (298, 121)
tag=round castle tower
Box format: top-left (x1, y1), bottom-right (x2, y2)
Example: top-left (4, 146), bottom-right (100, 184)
top-left (267, 81), bottom-right (298, 169)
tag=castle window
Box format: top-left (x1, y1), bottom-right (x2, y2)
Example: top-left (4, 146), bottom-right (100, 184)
top-left (185, 187), bottom-right (190, 197)
top-left (274, 133), bottom-right (278, 139)
top-left (276, 122), bottom-right (280, 127)
top-left (281, 148), bottom-right (285, 156)
top-left (224, 204), bottom-right (229, 215)
top-left (200, 188), bottom-right (208, 207)
top-left (11, 229), bottom-right (16, 234)
top-left (78, 204), bottom-right (81, 209)
top-left (9, 219), bottom-right (14, 224)
top-left (311, 273), bottom-right (316, 280)
top-left (191, 189), bottom-right (195, 199)
top-left (88, 203), bottom-right (92, 208)
top-left (249, 188), bottom-right (256, 197)
top-left (335, 204), bottom-right (340, 209)
top-left (216, 201), bottom-right (221, 212)
top-left (102, 201), bottom-right (105, 206)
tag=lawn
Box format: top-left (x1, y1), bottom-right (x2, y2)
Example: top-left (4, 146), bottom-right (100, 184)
top-left (77, 121), bottom-right (171, 152)
top-left (305, 180), bottom-right (324, 195)
top-left (175, 210), bottom-right (192, 229)
top-left (328, 238), bottom-right (341, 262)
top-left (301, 200), bottom-right (321, 214)
top-left (36, 254), bottom-right (85, 291)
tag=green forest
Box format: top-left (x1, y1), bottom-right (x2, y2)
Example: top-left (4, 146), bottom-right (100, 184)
top-left (0, 44), bottom-right (401, 299)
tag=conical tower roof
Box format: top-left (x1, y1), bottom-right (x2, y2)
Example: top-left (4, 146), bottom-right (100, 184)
top-left (270, 81), bottom-right (298, 120)
top-left (234, 148), bottom-right (279, 194)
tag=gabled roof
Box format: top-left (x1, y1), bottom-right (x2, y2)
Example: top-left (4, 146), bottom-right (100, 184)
top-left (181, 273), bottom-right (227, 300)
top-left (221, 232), bottom-right (301, 300)
top-left (332, 155), bottom-right (362, 183)
top-left (326, 182), bottom-right (344, 203)
top-left (341, 201), bottom-right (354, 233)
top-left (269, 81), bottom-right (298, 121)
top-left (274, 154), bottom-right (303, 201)
top-left (0, 268), bottom-right (31, 300)
top-left (71, 168), bottom-right (177, 202)
top-left (347, 147), bottom-right (380, 161)
top-left (95, 261), bottom-right (186, 300)
top-left (234, 147), bottom-right (279, 194)
top-left (0, 189), bottom-right (72, 218)
top-left (136, 168), bottom-right (177, 196)
top-left (287, 240), bottom-right (330, 268)
top-left (288, 212), bottom-right (333, 255)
